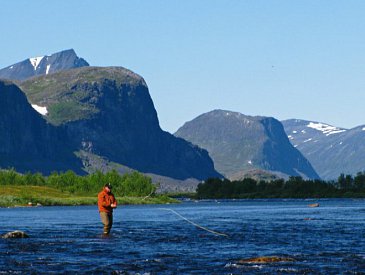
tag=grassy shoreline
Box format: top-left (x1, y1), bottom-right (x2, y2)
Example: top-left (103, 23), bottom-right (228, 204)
top-left (3, 185), bottom-right (363, 208)
top-left (0, 185), bottom-right (178, 207)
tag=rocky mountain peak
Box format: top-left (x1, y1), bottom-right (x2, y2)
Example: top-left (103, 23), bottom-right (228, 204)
top-left (0, 49), bottom-right (89, 81)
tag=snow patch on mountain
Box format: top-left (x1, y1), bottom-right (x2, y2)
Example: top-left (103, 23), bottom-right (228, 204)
top-left (362, 127), bottom-right (365, 131)
top-left (46, 64), bottom-right (51, 75)
top-left (31, 104), bottom-right (48, 115)
top-left (307, 122), bottom-right (346, 136)
top-left (29, 56), bottom-right (44, 70)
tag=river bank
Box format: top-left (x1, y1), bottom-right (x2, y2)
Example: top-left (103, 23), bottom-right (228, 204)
top-left (0, 185), bottom-right (177, 207)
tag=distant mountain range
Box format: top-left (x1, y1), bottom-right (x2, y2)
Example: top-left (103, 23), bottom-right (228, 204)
top-left (0, 49), bottom-right (89, 81)
top-left (0, 50), bottom-right (221, 192)
top-left (1, 49), bottom-right (364, 190)
top-left (175, 110), bottom-right (319, 180)
top-left (282, 119), bottom-right (365, 180)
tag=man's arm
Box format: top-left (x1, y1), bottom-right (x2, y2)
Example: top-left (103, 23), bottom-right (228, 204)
top-left (111, 194), bottom-right (117, 208)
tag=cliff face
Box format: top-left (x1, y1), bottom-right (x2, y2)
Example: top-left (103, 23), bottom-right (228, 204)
top-left (175, 110), bottom-right (319, 180)
top-left (0, 80), bottom-right (83, 174)
top-left (260, 117), bottom-right (318, 178)
top-left (19, 67), bottom-right (221, 180)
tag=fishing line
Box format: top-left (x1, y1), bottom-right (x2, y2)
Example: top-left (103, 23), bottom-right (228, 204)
top-left (159, 208), bottom-right (229, 237)
top-left (142, 190), bottom-right (154, 200)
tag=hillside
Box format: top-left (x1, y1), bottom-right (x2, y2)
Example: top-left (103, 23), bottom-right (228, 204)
top-left (16, 66), bottom-right (222, 181)
top-left (175, 110), bottom-right (319, 180)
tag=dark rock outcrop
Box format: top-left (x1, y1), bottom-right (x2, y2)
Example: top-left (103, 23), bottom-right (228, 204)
top-left (1, 231), bottom-right (29, 238)
top-left (175, 110), bottom-right (319, 180)
top-left (0, 49), bottom-right (89, 81)
top-left (0, 80), bottom-right (83, 174)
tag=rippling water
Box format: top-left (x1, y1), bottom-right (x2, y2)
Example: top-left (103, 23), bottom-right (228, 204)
top-left (0, 199), bottom-right (364, 274)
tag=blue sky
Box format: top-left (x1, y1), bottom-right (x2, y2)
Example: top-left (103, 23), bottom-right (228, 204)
top-left (1, 0), bottom-right (365, 132)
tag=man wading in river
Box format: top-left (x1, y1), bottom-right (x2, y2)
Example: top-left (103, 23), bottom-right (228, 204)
top-left (98, 183), bottom-right (117, 235)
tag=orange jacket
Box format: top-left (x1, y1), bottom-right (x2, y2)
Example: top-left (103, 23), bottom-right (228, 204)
top-left (98, 189), bottom-right (117, 213)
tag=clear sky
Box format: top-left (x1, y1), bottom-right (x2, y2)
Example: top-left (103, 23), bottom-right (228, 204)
top-left (1, 0), bottom-right (365, 132)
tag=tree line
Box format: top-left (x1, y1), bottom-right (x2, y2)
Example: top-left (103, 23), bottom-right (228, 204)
top-left (196, 172), bottom-right (365, 199)
top-left (0, 169), bottom-right (156, 197)
top-left (2, 168), bottom-right (365, 199)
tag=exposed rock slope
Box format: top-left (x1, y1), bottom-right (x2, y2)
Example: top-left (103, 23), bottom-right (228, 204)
top-left (175, 110), bottom-right (319, 180)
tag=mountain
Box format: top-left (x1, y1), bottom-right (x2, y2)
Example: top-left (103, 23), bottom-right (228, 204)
top-left (282, 119), bottom-right (365, 180)
top-left (0, 80), bottom-right (83, 174)
top-left (0, 49), bottom-right (89, 81)
top-left (16, 66), bottom-right (221, 181)
top-left (175, 110), bottom-right (319, 180)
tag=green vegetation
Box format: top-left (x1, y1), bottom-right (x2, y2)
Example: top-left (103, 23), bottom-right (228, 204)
top-left (2, 168), bottom-right (364, 207)
top-left (0, 169), bottom-right (176, 207)
top-left (196, 173), bottom-right (365, 199)
top-left (47, 101), bottom-right (98, 125)
top-left (20, 67), bottom-right (145, 125)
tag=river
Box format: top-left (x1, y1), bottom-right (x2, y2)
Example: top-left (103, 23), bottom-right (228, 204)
top-left (0, 199), bottom-right (364, 274)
